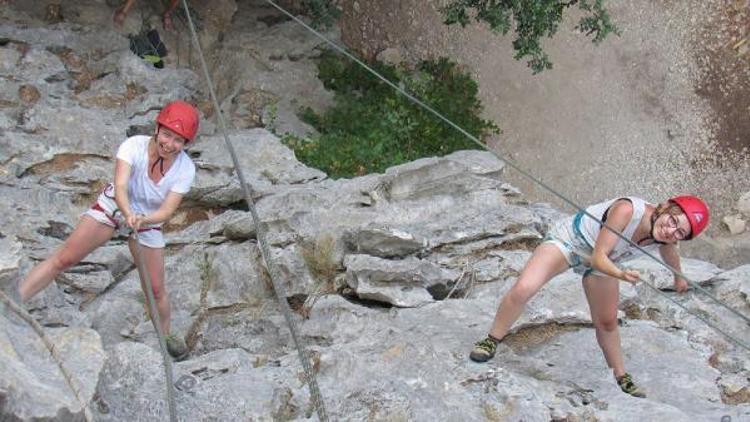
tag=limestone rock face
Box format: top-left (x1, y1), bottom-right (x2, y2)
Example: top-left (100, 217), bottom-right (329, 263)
top-left (737, 191), bottom-right (750, 218)
top-left (0, 1), bottom-right (748, 421)
top-left (0, 316), bottom-right (106, 421)
top-left (724, 214), bottom-right (747, 235)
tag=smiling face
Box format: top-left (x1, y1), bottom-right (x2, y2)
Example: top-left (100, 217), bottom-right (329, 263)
top-left (154, 125), bottom-right (187, 158)
top-left (652, 206), bottom-right (692, 243)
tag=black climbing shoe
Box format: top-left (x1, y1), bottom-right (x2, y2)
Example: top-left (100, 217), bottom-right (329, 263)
top-left (616, 373), bottom-right (646, 398)
top-left (165, 334), bottom-right (188, 360)
top-left (469, 336), bottom-right (499, 363)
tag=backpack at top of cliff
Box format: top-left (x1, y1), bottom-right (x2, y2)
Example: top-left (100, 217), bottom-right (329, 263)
top-left (128, 28), bottom-right (167, 69)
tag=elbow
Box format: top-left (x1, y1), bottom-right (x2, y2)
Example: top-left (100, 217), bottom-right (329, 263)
top-left (590, 252), bottom-right (609, 273)
top-left (590, 253), bottom-right (604, 269)
top-left (155, 206), bottom-right (179, 223)
top-left (165, 205), bottom-right (180, 219)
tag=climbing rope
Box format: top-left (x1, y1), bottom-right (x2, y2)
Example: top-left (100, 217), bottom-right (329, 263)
top-left (637, 278), bottom-right (750, 350)
top-left (262, 0), bottom-right (750, 352)
top-left (1, 221), bottom-right (179, 422)
top-left (0, 290), bottom-right (94, 422)
top-left (131, 232), bottom-right (178, 422)
top-left (179, 1), bottom-right (329, 420)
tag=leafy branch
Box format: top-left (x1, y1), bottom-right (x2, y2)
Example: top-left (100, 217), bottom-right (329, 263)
top-left (441, 0), bottom-right (619, 73)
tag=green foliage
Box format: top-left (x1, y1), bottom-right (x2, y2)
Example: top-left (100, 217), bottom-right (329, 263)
top-left (284, 51), bottom-right (499, 179)
top-left (302, 0), bottom-right (340, 28)
top-left (441, 0), bottom-right (619, 73)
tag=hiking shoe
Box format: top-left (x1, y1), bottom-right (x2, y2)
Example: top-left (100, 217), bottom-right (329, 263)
top-left (165, 335), bottom-right (188, 360)
top-left (469, 336), bottom-right (498, 363)
top-left (616, 373), bottom-right (646, 398)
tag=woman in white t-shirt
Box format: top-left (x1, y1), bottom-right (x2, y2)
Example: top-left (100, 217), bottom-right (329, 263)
top-left (468, 195), bottom-right (710, 398)
top-left (17, 100), bottom-right (199, 359)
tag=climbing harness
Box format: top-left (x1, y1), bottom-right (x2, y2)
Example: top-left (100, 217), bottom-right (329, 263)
top-left (262, 0), bottom-right (750, 352)
top-left (180, 1), bottom-right (330, 420)
top-left (90, 203), bottom-right (162, 234)
top-left (131, 230), bottom-right (178, 422)
top-left (0, 290), bottom-right (95, 422)
top-left (6, 2), bottom-right (747, 419)
top-left (89, 183), bottom-right (162, 234)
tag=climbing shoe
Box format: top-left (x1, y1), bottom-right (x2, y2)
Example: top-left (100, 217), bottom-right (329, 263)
top-left (165, 334), bottom-right (188, 360)
top-left (616, 373), bottom-right (646, 398)
top-left (469, 336), bottom-right (499, 363)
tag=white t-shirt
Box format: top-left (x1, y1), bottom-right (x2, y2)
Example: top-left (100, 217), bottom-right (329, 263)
top-left (115, 135), bottom-right (195, 219)
top-left (577, 196), bottom-right (658, 262)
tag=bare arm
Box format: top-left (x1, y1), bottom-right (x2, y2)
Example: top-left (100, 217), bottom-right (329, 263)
top-left (142, 191), bottom-right (184, 226)
top-left (659, 243), bottom-right (688, 292)
top-left (114, 158), bottom-right (135, 220)
top-left (590, 199), bottom-right (640, 282)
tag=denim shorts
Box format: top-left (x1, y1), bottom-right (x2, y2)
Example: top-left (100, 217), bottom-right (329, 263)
top-left (542, 213), bottom-right (606, 278)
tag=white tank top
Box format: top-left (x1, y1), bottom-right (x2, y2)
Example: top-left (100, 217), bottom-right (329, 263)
top-left (576, 197), bottom-right (657, 262)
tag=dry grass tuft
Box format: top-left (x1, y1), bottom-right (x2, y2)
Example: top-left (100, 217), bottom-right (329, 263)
top-left (299, 234), bottom-right (340, 318)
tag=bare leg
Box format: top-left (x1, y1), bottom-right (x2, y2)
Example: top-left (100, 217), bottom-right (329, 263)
top-left (113, 0), bottom-right (136, 25)
top-left (488, 243), bottom-right (570, 340)
top-left (128, 239), bottom-right (170, 335)
top-left (18, 216), bottom-right (114, 302)
top-left (582, 274), bottom-right (625, 377)
top-left (162, 0), bottom-right (179, 30)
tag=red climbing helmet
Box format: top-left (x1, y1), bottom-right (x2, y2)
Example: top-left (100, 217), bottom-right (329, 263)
top-left (156, 100), bottom-right (199, 142)
top-left (669, 195), bottom-right (709, 239)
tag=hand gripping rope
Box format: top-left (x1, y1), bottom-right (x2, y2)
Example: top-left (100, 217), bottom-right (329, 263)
top-left (261, 0), bottom-right (750, 353)
top-left (1, 3), bottom-right (747, 421)
top-left (179, 1), bottom-right (329, 420)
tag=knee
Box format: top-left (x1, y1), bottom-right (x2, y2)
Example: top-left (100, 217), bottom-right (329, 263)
top-left (593, 315), bottom-right (619, 332)
top-left (149, 282), bottom-right (167, 302)
top-left (51, 250), bottom-right (78, 272)
top-left (507, 284), bottom-right (534, 306)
